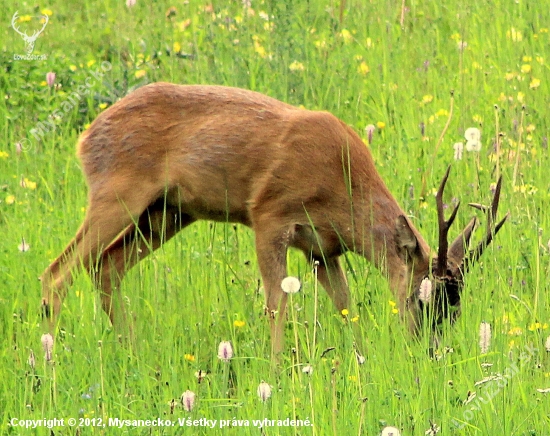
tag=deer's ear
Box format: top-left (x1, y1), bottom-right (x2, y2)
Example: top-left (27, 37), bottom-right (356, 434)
top-left (395, 215), bottom-right (420, 262)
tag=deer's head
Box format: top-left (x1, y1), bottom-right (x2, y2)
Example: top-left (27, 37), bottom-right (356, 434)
top-left (396, 167), bottom-right (507, 333)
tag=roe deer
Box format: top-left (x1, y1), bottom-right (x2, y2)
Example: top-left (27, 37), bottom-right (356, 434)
top-left (41, 83), bottom-right (507, 354)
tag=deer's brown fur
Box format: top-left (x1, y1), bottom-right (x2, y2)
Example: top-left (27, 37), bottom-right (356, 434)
top-left (41, 83), bottom-right (505, 354)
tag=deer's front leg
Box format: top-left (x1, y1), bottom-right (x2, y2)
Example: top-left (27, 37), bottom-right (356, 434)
top-left (253, 224), bottom-right (291, 357)
top-left (313, 256), bottom-right (350, 312)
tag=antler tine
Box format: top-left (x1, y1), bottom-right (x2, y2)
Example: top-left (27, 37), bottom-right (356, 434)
top-left (467, 176), bottom-right (507, 266)
top-left (12, 12), bottom-right (24, 36)
top-left (435, 166), bottom-right (460, 276)
top-left (37, 14), bottom-right (49, 35)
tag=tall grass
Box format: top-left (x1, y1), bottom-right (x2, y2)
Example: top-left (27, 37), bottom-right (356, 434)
top-left (1, 0), bottom-right (549, 434)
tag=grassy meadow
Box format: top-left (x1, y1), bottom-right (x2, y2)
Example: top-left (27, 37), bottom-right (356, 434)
top-left (1, 0), bottom-right (550, 434)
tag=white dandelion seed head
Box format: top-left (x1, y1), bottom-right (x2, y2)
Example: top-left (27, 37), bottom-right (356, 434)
top-left (257, 381), bottom-right (272, 402)
top-left (465, 140), bottom-right (482, 152)
top-left (41, 333), bottom-right (53, 361)
top-left (381, 426), bottom-right (401, 436)
top-left (180, 390), bottom-right (196, 412)
top-left (281, 276), bottom-right (301, 294)
top-left (217, 341), bottom-right (233, 362)
top-left (465, 127), bottom-right (481, 142)
top-left (356, 353), bottom-right (366, 365)
top-left (479, 321), bottom-right (492, 354)
top-left (418, 278), bottom-right (433, 304)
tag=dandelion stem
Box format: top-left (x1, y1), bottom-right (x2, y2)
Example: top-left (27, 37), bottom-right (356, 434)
top-left (512, 106), bottom-right (525, 188)
top-left (494, 105), bottom-right (501, 180)
top-left (312, 261), bottom-right (319, 362)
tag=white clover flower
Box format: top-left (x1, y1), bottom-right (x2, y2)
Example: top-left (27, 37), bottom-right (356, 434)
top-left (418, 278), bottom-right (433, 303)
top-left (479, 322), bottom-right (491, 354)
top-left (365, 124), bottom-right (376, 144)
top-left (453, 142), bottom-right (464, 160)
top-left (257, 381), bottom-right (272, 402)
top-left (217, 341), bottom-right (233, 362)
top-left (181, 390), bottom-right (196, 412)
top-left (41, 333), bottom-right (54, 361)
top-left (281, 276), bottom-right (301, 294)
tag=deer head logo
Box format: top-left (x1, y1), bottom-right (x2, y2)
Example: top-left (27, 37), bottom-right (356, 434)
top-left (11, 11), bottom-right (49, 56)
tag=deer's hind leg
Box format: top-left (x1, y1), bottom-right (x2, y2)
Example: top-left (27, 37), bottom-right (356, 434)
top-left (41, 185), bottom-right (160, 332)
top-left (95, 198), bottom-right (196, 331)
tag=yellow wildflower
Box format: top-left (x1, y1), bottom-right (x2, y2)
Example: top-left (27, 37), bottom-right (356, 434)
top-left (184, 354), bottom-right (195, 362)
top-left (341, 309), bottom-right (349, 316)
top-left (21, 178), bottom-right (37, 190)
top-left (254, 41), bottom-right (267, 58)
top-left (18, 15), bottom-right (32, 22)
top-left (358, 61), bottom-right (369, 75)
top-left (5, 195), bottom-right (15, 205)
top-left (135, 70), bottom-right (146, 79)
top-left (173, 41), bottom-right (181, 53)
top-left (422, 94), bottom-right (433, 104)
top-left (289, 61), bottom-right (305, 72)
top-left (505, 72), bottom-right (515, 81)
top-left (376, 121), bottom-right (385, 129)
top-left (528, 322), bottom-right (548, 331)
top-left (522, 55), bottom-right (532, 62)
top-left (529, 78), bottom-right (541, 89)
top-left (521, 64), bottom-right (532, 74)
top-left (0, 151), bottom-right (9, 159)
top-left (234, 320), bottom-right (246, 328)
top-left (41, 8), bottom-right (53, 16)
top-left (340, 29), bottom-right (352, 43)
top-left (517, 92), bottom-right (525, 102)
top-left (506, 28), bottom-right (523, 42)
top-left (508, 327), bottom-right (523, 336)
top-left (351, 315), bottom-right (360, 323)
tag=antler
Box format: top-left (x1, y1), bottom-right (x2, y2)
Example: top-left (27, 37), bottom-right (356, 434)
top-left (11, 12), bottom-right (26, 37)
top-left (467, 176), bottom-right (508, 265)
top-left (435, 166), bottom-right (460, 276)
top-left (33, 15), bottom-right (49, 38)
